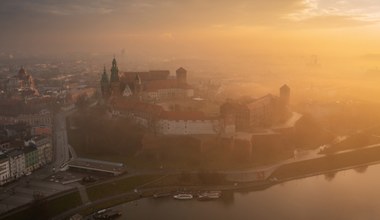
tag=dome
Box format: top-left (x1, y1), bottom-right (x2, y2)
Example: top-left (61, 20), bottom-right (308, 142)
top-left (18, 67), bottom-right (27, 79)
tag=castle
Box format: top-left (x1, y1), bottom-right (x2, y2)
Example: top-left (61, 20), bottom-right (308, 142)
top-left (100, 58), bottom-right (194, 102)
top-left (100, 57), bottom-right (292, 136)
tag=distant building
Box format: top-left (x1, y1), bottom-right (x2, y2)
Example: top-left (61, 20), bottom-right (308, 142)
top-left (100, 58), bottom-right (122, 99)
top-left (121, 70), bottom-right (170, 84)
top-left (0, 153), bottom-right (10, 185)
top-left (100, 57), bottom-right (193, 102)
top-left (156, 111), bottom-right (220, 135)
top-left (110, 58), bottom-right (121, 97)
top-left (220, 85), bottom-right (291, 131)
top-left (24, 145), bottom-right (39, 173)
top-left (0, 123), bottom-right (31, 140)
top-left (33, 135), bottom-right (53, 166)
top-left (142, 78), bottom-right (194, 101)
top-left (0, 67), bottom-right (39, 97)
top-left (0, 109), bottom-right (52, 131)
top-left (100, 66), bottom-right (110, 99)
top-left (112, 99), bottom-right (220, 135)
top-left (0, 141), bottom-right (11, 151)
top-left (7, 148), bottom-right (25, 180)
top-left (280, 84), bottom-right (290, 108)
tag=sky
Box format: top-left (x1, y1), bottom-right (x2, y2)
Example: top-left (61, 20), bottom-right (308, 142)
top-left (1, 0), bottom-right (380, 59)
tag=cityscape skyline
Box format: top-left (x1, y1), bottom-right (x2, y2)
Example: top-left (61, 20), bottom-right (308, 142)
top-left (1, 1), bottom-right (380, 219)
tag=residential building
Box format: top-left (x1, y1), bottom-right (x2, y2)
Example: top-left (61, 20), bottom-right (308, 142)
top-left (220, 85), bottom-right (291, 131)
top-left (24, 146), bottom-right (39, 173)
top-left (113, 99), bottom-right (220, 135)
top-left (0, 153), bottom-right (10, 185)
top-left (0, 140), bottom-right (11, 150)
top-left (0, 67), bottom-right (39, 97)
top-left (7, 148), bottom-right (25, 179)
top-left (34, 135), bottom-right (53, 166)
top-left (156, 111), bottom-right (220, 135)
top-left (0, 109), bottom-right (52, 131)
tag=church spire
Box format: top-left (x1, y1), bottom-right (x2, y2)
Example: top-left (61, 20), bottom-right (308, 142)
top-left (100, 65), bottom-right (110, 99)
top-left (101, 66), bottom-right (109, 83)
top-left (110, 57), bottom-right (119, 82)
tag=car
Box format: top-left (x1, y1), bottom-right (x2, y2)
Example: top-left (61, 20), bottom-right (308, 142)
top-left (82, 176), bottom-right (98, 183)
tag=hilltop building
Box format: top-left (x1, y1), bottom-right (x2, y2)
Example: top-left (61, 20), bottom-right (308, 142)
top-left (112, 99), bottom-right (220, 135)
top-left (220, 85), bottom-right (291, 131)
top-left (100, 58), bottom-right (122, 99)
top-left (100, 57), bottom-right (193, 102)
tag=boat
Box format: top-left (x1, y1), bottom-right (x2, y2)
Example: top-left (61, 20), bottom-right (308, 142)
top-left (197, 191), bottom-right (221, 201)
top-left (96, 209), bottom-right (109, 214)
top-left (173, 193), bottom-right (193, 200)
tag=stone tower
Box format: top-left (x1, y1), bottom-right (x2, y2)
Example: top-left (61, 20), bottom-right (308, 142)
top-left (176, 67), bottom-right (187, 84)
top-left (133, 73), bottom-right (142, 94)
top-left (109, 57), bottom-right (121, 96)
top-left (280, 84), bottom-right (290, 107)
top-left (100, 66), bottom-right (110, 99)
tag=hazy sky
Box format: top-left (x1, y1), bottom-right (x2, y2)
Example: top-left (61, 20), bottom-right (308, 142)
top-left (1, 0), bottom-right (380, 58)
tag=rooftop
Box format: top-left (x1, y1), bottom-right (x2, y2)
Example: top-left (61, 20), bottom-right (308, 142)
top-left (144, 80), bottom-right (192, 92)
top-left (68, 157), bottom-right (127, 176)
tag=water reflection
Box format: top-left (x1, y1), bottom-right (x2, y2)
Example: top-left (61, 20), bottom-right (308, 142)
top-left (354, 165), bottom-right (368, 173)
top-left (324, 171), bottom-right (337, 181)
top-left (220, 191), bottom-right (234, 206)
top-left (112, 163), bottom-right (380, 220)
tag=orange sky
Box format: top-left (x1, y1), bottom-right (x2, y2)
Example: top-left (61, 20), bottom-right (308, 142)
top-left (1, 0), bottom-right (380, 59)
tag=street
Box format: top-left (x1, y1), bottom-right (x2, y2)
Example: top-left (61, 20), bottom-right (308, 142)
top-left (0, 109), bottom-right (77, 214)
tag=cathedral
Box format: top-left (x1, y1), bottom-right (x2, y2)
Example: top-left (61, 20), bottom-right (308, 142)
top-left (100, 57), bottom-right (122, 99)
top-left (0, 67), bottom-right (39, 98)
top-left (100, 57), bottom-right (194, 102)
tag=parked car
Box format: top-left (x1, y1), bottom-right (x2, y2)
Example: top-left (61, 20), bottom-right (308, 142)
top-left (82, 176), bottom-right (98, 183)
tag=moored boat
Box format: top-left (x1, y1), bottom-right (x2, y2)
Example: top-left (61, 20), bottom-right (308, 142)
top-left (173, 193), bottom-right (193, 200)
top-left (197, 191), bottom-right (221, 201)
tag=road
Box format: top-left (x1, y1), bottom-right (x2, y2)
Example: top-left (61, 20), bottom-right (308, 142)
top-left (52, 110), bottom-right (77, 170)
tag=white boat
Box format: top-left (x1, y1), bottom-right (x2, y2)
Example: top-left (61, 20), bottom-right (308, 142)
top-left (197, 191), bottom-right (221, 200)
top-left (173, 193), bottom-right (193, 200)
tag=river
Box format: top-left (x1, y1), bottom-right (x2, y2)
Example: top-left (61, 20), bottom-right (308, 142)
top-left (109, 163), bottom-right (380, 220)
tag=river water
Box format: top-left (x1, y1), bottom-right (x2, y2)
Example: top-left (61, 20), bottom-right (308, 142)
top-left (113, 164), bottom-right (380, 220)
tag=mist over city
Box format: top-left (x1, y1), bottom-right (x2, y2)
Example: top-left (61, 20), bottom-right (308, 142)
top-left (1, 1), bottom-right (380, 220)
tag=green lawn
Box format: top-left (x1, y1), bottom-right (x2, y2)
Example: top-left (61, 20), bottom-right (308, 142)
top-left (87, 175), bottom-right (161, 201)
top-left (3, 191), bottom-right (81, 220)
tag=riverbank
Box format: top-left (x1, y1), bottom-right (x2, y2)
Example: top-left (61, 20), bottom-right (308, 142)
top-left (271, 143), bottom-right (380, 181)
top-left (4, 143), bottom-right (380, 220)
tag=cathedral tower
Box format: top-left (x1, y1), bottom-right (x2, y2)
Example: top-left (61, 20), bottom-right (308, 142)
top-left (176, 67), bottom-right (187, 84)
top-left (280, 84), bottom-right (290, 107)
top-left (109, 57), bottom-right (121, 96)
top-left (100, 66), bottom-right (110, 99)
